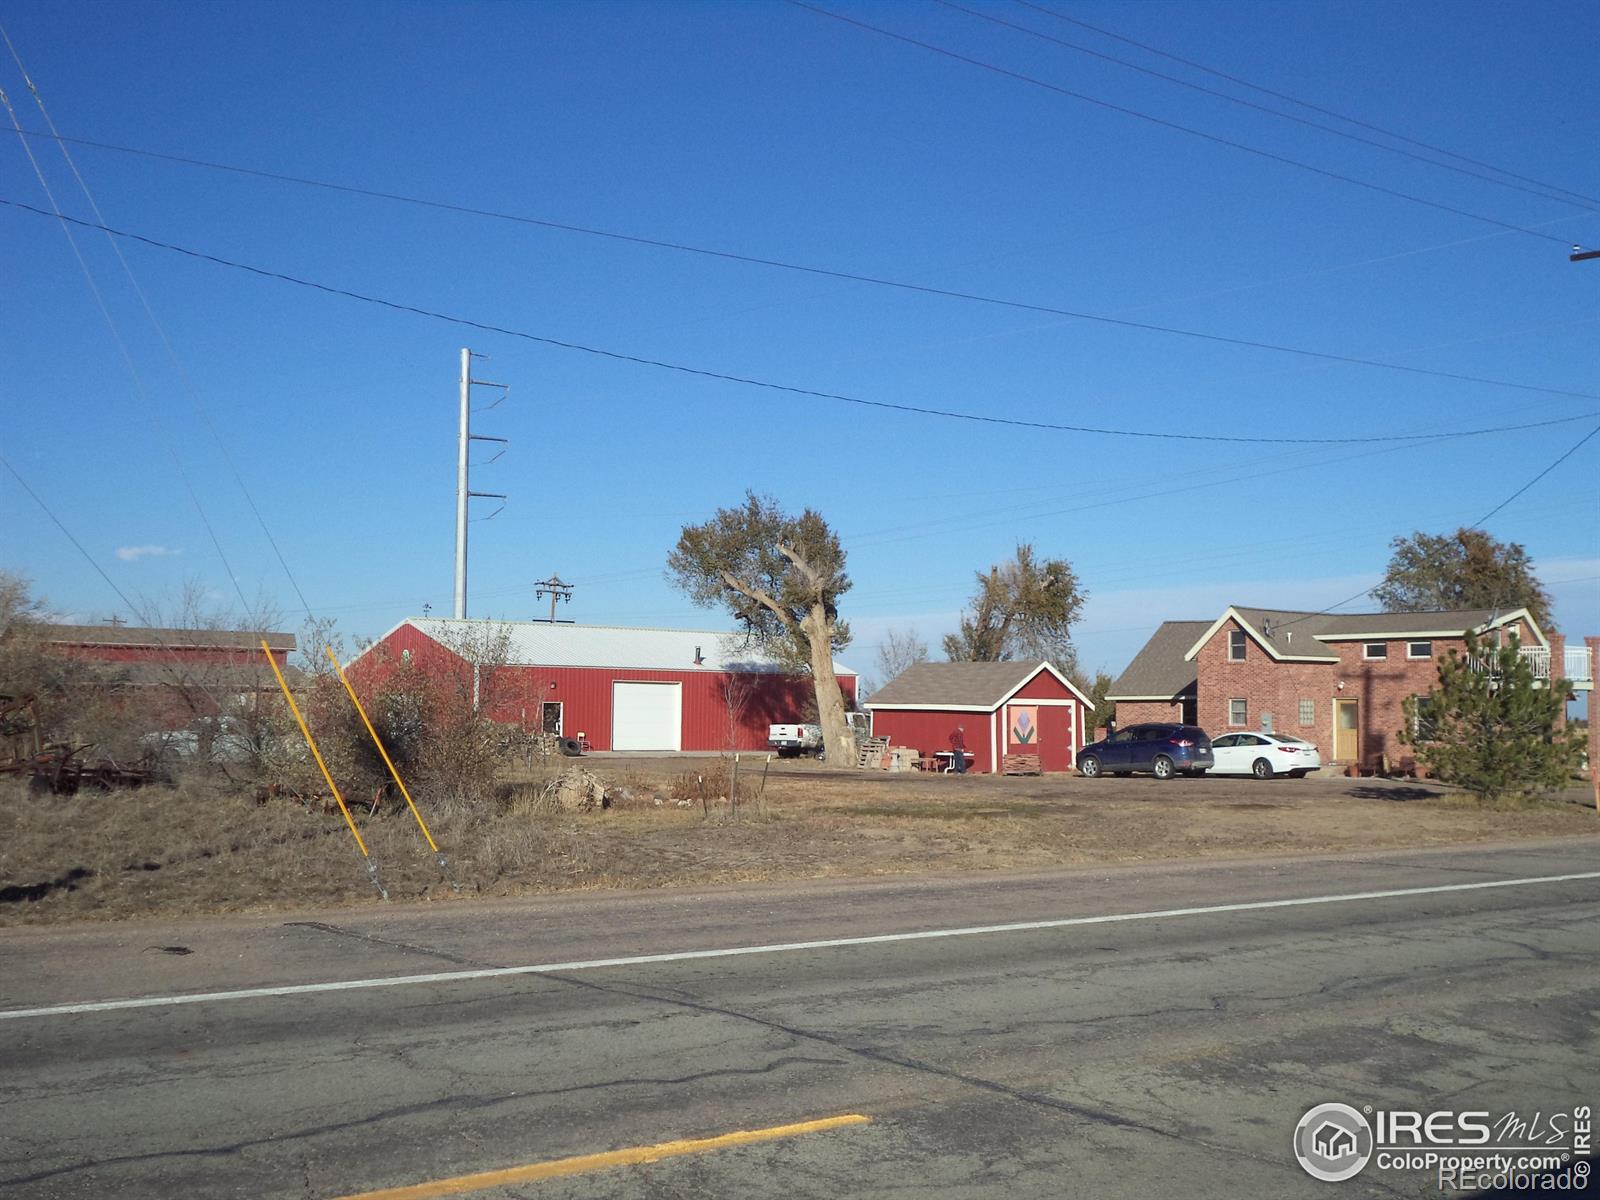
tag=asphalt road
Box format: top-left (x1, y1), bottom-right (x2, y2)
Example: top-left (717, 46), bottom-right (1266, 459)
top-left (2, 838), bottom-right (1597, 1199)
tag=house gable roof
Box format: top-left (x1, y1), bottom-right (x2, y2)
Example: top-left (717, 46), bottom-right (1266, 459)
top-left (867, 660), bottom-right (1092, 711)
top-left (350, 618), bottom-right (856, 676)
top-left (1105, 620), bottom-right (1209, 700)
top-left (1182, 605), bottom-right (1547, 662)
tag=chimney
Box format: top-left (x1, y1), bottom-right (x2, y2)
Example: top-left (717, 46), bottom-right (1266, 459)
top-left (1550, 633), bottom-right (1567, 728)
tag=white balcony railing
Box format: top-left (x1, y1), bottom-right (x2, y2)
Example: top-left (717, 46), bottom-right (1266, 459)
top-left (1516, 646), bottom-right (1595, 683)
top-left (1465, 646), bottom-right (1593, 690)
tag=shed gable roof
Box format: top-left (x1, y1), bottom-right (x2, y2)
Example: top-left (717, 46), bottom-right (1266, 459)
top-left (867, 660), bottom-right (1091, 710)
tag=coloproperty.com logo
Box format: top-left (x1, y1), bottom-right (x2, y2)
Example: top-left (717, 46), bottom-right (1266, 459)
top-left (1293, 1102), bottom-right (1592, 1190)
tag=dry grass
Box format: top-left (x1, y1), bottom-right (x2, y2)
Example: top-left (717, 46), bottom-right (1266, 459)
top-left (2, 762), bottom-right (1595, 926)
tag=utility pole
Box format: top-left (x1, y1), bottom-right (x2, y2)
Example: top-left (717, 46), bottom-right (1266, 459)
top-left (535, 575), bottom-right (574, 623)
top-left (1571, 245), bottom-right (1600, 262)
top-left (453, 348), bottom-right (509, 620)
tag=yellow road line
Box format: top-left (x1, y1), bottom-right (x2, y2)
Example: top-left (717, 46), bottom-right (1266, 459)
top-left (329, 1113), bottom-right (872, 1200)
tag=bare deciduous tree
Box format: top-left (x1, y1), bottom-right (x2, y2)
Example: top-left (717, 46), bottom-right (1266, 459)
top-left (873, 628), bottom-right (928, 693)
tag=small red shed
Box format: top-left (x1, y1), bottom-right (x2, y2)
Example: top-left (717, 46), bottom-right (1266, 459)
top-left (866, 660), bottom-right (1093, 773)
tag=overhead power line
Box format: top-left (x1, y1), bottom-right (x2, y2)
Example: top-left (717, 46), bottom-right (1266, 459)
top-left (0, 22), bottom-right (317, 623)
top-left (4, 199), bottom-right (1600, 447)
top-left (787, 1), bottom-right (1580, 249)
top-left (0, 84), bottom-right (255, 617)
top-left (936, 0), bottom-right (1600, 215)
top-left (5, 199), bottom-right (1596, 413)
top-left (8, 128), bottom-right (1596, 374)
top-left (1272, 423), bottom-right (1600, 629)
top-left (1015, 0), bottom-right (1600, 213)
top-left (1473, 422), bottom-right (1600, 527)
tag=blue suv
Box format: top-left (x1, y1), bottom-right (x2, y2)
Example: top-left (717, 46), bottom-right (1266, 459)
top-left (1077, 724), bottom-right (1214, 780)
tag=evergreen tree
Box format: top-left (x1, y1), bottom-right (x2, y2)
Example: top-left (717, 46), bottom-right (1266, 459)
top-left (1400, 631), bottom-right (1582, 801)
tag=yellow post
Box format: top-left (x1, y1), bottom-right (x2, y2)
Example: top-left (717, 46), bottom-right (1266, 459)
top-left (325, 646), bottom-right (441, 855)
top-left (261, 640), bottom-right (369, 858)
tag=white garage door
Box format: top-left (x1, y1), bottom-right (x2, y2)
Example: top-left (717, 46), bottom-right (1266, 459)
top-left (611, 682), bottom-right (682, 751)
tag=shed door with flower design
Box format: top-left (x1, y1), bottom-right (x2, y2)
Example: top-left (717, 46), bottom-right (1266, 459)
top-left (1008, 706), bottom-right (1038, 749)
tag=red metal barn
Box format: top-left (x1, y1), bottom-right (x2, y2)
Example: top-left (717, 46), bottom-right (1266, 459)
top-left (346, 619), bottom-right (857, 753)
top-left (866, 661), bottom-right (1093, 773)
top-left (41, 624), bottom-right (298, 729)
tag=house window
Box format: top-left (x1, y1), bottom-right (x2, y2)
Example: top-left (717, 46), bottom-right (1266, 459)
top-left (1413, 698), bottom-right (1438, 743)
top-left (1298, 698), bottom-right (1314, 726)
top-left (1229, 698), bottom-right (1247, 727)
top-left (1363, 642), bottom-right (1388, 660)
top-left (1229, 630), bottom-right (1247, 661)
top-left (1407, 640), bottom-right (1432, 659)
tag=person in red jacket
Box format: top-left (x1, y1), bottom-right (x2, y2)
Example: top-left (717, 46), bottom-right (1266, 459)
top-left (950, 725), bottom-right (967, 774)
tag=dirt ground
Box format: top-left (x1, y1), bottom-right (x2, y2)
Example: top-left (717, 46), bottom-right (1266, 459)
top-left (2, 756), bottom-right (1596, 926)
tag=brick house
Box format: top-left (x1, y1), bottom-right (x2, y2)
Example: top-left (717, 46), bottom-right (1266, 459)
top-left (1107, 607), bottom-right (1594, 772)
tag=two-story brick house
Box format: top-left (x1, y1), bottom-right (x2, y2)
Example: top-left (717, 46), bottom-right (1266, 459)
top-left (1107, 606), bottom-right (1592, 772)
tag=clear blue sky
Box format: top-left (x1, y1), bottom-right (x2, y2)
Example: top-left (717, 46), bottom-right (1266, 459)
top-left (3, 0), bottom-right (1597, 699)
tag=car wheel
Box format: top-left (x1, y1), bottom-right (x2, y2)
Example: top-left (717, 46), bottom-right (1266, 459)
top-left (1152, 755), bottom-right (1174, 780)
top-left (1251, 758), bottom-right (1274, 779)
top-left (1079, 755), bottom-right (1101, 778)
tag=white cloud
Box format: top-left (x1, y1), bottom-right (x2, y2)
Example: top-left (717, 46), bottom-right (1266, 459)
top-left (115, 545), bottom-right (180, 562)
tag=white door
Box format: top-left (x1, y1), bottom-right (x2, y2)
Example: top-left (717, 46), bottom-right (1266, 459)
top-left (611, 682), bottom-right (682, 751)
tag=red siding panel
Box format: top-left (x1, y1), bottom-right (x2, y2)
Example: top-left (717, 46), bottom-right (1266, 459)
top-left (871, 709), bottom-right (993, 773)
top-left (349, 622), bottom-right (845, 752)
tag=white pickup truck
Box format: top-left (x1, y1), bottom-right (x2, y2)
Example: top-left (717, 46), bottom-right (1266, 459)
top-left (767, 723), bottom-right (823, 757)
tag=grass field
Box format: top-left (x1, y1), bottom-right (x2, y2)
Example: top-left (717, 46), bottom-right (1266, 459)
top-left (2, 757), bottom-right (1595, 925)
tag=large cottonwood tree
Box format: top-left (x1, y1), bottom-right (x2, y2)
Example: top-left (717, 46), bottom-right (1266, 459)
top-left (668, 492), bottom-right (855, 763)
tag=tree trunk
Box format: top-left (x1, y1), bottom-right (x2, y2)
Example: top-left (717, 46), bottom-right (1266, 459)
top-left (802, 604), bottom-right (854, 765)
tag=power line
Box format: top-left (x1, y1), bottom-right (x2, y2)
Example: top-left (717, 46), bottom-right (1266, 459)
top-left (936, 0), bottom-right (1600, 216)
top-left (1473, 422), bottom-right (1600, 527)
top-left (7, 129), bottom-right (1596, 384)
top-left (1271, 426), bottom-right (1599, 632)
top-left (0, 85), bottom-right (255, 618)
top-left (6, 199), bottom-right (1599, 424)
top-left (787, 1), bottom-right (1580, 249)
top-left (1015, 0), bottom-right (1600, 214)
top-left (0, 23), bottom-right (318, 624)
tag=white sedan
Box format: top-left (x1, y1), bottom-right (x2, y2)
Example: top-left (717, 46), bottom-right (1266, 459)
top-left (1209, 732), bottom-right (1322, 778)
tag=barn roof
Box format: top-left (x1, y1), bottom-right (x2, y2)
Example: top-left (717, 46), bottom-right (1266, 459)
top-left (867, 660), bottom-right (1091, 710)
top-left (1105, 620), bottom-right (1208, 700)
top-left (378, 618), bottom-right (856, 676)
top-left (43, 623), bottom-right (296, 652)
top-left (97, 661), bottom-right (306, 688)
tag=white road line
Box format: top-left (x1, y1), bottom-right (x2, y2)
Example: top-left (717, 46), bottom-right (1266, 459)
top-left (3, 870), bottom-right (1596, 1022)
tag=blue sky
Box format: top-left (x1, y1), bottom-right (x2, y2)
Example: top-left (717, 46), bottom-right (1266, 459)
top-left (2, 0), bottom-right (1597, 700)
